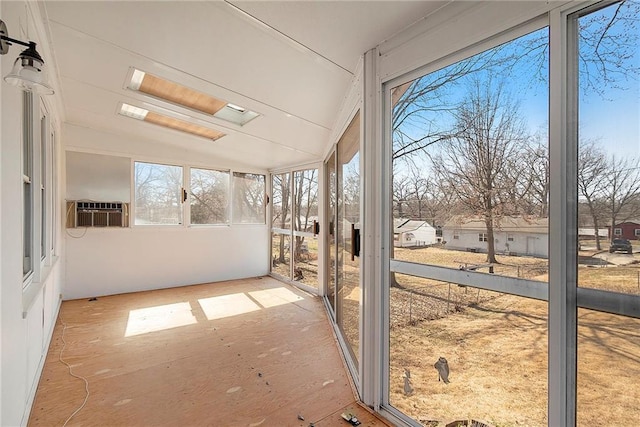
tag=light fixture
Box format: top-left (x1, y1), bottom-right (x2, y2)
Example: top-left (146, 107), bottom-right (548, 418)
top-left (0, 19), bottom-right (54, 95)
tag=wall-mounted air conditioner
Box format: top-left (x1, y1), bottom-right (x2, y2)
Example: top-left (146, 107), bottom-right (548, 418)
top-left (66, 201), bottom-right (129, 228)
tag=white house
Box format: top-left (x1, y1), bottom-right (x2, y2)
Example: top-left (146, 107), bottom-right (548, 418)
top-left (443, 216), bottom-right (549, 258)
top-left (578, 228), bottom-right (609, 238)
top-left (393, 219), bottom-right (437, 247)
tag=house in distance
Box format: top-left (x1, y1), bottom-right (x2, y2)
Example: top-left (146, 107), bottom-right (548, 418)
top-left (442, 216), bottom-right (549, 258)
top-left (393, 219), bottom-right (437, 248)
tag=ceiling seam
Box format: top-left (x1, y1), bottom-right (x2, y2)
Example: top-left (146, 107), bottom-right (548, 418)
top-left (64, 116), bottom-right (322, 161)
top-left (223, 0), bottom-right (354, 77)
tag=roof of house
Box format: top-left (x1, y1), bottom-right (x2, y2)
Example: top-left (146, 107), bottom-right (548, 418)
top-left (443, 215), bottom-right (548, 234)
top-left (394, 220), bottom-right (435, 234)
top-left (611, 220), bottom-right (640, 226)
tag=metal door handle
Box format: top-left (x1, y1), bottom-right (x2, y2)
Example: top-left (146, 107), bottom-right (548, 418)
top-left (351, 223), bottom-right (361, 261)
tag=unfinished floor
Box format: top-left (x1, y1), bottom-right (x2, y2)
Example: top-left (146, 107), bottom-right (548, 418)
top-left (29, 277), bottom-right (390, 427)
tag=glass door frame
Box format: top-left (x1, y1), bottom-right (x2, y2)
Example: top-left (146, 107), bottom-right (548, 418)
top-left (269, 164), bottom-right (322, 295)
top-left (324, 149), bottom-right (338, 318)
top-left (371, 2), bottom-right (640, 426)
top-left (323, 107), bottom-right (363, 392)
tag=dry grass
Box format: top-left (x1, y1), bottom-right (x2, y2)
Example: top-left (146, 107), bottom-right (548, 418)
top-left (389, 246), bottom-right (640, 427)
top-left (394, 246), bottom-right (550, 280)
top-left (271, 236), bottom-right (320, 288)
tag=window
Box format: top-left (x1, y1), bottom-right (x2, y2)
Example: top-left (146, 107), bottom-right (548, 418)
top-left (507, 234), bottom-right (515, 242)
top-left (388, 25), bottom-right (550, 426)
top-left (40, 104), bottom-right (48, 261)
top-left (572, 2), bottom-right (640, 425)
top-left (22, 95), bottom-right (57, 285)
top-left (190, 168), bottom-right (229, 225)
top-left (269, 169), bottom-right (320, 289)
top-left (635, 229), bottom-right (640, 237)
top-left (134, 162), bottom-right (184, 225)
top-left (232, 172), bottom-right (265, 224)
top-left (23, 92), bottom-right (34, 279)
top-left (50, 130), bottom-right (57, 256)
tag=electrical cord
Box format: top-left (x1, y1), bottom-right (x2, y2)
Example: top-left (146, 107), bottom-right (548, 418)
top-left (59, 320), bottom-right (90, 427)
top-left (65, 202), bottom-right (88, 239)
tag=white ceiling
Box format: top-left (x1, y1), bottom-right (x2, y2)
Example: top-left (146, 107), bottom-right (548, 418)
top-left (42, 1), bottom-right (448, 170)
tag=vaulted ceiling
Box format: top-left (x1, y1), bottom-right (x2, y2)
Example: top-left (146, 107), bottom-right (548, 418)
top-left (42, 1), bottom-right (448, 170)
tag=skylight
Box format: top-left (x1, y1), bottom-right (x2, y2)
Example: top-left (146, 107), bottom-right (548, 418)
top-left (127, 68), bottom-right (259, 126)
top-left (119, 103), bottom-right (225, 141)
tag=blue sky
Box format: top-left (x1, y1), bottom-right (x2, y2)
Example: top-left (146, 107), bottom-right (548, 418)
top-left (393, 1), bottom-right (639, 166)
top-left (578, 1), bottom-right (639, 159)
top-left (392, 26), bottom-right (550, 165)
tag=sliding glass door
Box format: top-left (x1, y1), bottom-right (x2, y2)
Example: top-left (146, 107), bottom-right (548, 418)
top-left (326, 112), bottom-right (361, 369)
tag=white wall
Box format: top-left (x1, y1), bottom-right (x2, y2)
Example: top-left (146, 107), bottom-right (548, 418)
top-left (66, 151), bottom-right (131, 202)
top-left (63, 125), bottom-right (270, 300)
top-left (65, 226), bottom-right (268, 299)
top-left (1, 2), bottom-right (65, 425)
top-left (444, 230), bottom-right (549, 258)
top-left (412, 226), bottom-right (437, 246)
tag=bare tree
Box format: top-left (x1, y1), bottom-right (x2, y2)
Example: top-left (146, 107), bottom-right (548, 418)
top-left (402, 165), bottom-right (428, 220)
top-left (602, 155), bottom-right (640, 240)
top-left (190, 169), bottom-right (228, 224)
top-left (578, 141), bottom-right (609, 249)
top-left (577, 0), bottom-right (640, 96)
top-left (391, 2), bottom-right (638, 167)
top-left (134, 162), bottom-right (183, 224)
top-left (272, 173), bottom-right (291, 264)
top-left (392, 175), bottom-right (412, 220)
top-left (434, 79), bottom-right (529, 263)
top-left (293, 169), bottom-right (318, 262)
top-left (521, 133), bottom-right (550, 218)
top-left (391, 45), bottom-right (527, 161)
top-left (233, 173), bottom-right (265, 223)
top-left (387, 2), bottom-right (637, 275)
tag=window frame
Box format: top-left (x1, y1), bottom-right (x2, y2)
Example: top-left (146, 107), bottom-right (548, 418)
top-left (39, 102), bottom-right (49, 265)
top-left (23, 92), bottom-right (34, 283)
top-left (360, 2), bottom-right (640, 427)
top-left (268, 165), bottom-right (321, 294)
top-left (378, 12), bottom-right (555, 427)
top-left (50, 129), bottom-right (57, 257)
top-left (22, 94), bottom-right (57, 290)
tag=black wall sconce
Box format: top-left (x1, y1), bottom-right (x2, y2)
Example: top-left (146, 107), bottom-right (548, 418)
top-left (0, 18), bottom-right (54, 95)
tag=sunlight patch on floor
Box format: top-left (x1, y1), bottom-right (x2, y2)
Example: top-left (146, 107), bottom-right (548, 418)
top-left (198, 293), bottom-right (261, 320)
top-left (125, 302), bottom-right (197, 337)
top-left (248, 287), bottom-right (304, 308)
